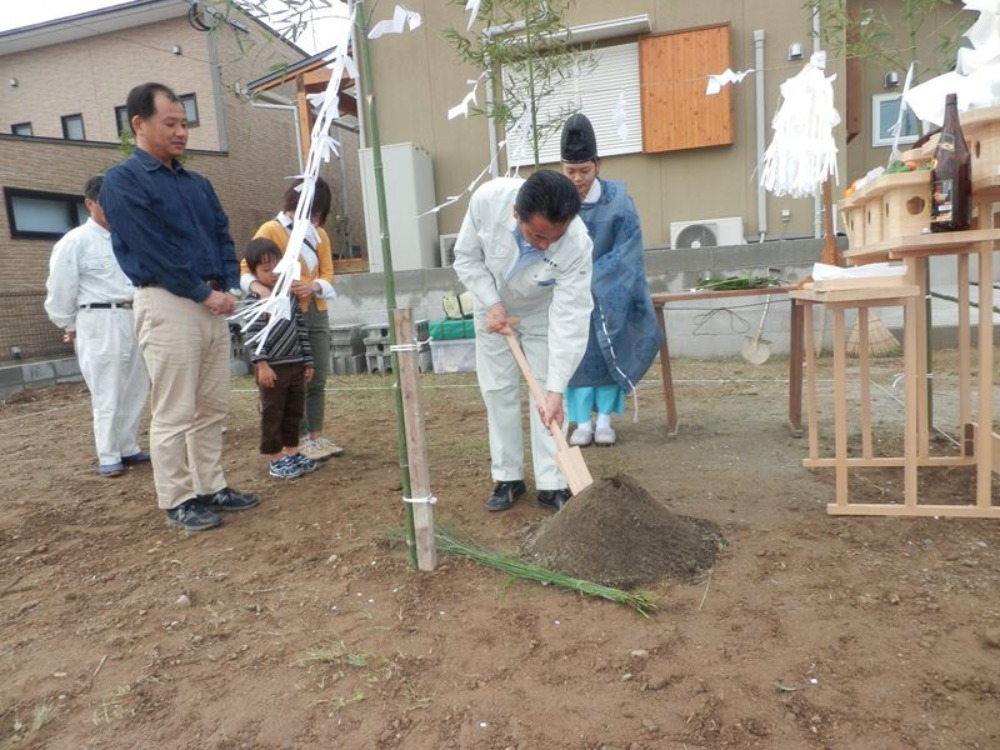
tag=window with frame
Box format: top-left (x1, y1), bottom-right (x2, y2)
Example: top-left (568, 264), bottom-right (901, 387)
top-left (4, 188), bottom-right (87, 240)
top-left (872, 93), bottom-right (922, 148)
top-left (11, 122), bottom-right (33, 136)
top-left (114, 105), bottom-right (130, 137)
top-left (503, 42), bottom-right (643, 167)
top-left (501, 23), bottom-right (734, 162)
top-left (61, 113), bottom-right (86, 140)
top-left (180, 93), bottom-right (200, 127)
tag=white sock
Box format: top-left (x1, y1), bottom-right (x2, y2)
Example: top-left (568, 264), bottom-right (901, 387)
top-left (575, 420), bottom-right (594, 434)
top-left (596, 413), bottom-right (612, 430)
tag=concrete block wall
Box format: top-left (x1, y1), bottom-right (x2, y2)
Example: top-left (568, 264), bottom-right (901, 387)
top-left (327, 238), bottom-right (827, 358)
top-left (0, 356), bottom-right (82, 398)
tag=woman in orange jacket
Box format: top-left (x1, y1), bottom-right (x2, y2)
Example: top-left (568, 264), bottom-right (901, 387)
top-left (240, 177), bottom-right (343, 461)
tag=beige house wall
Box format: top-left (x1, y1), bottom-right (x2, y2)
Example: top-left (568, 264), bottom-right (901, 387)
top-left (363, 0), bottom-right (968, 247)
top-left (1, 18), bottom-right (220, 149)
top-left (0, 13), bottom-right (309, 267)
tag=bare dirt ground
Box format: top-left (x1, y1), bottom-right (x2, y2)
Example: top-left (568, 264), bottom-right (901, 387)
top-left (2, 352), bottom-right (1000, 750)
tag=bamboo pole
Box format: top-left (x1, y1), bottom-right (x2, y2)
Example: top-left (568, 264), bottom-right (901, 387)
top-left (354, 0), bottom-right (417, 569)
top-left (394, 309), bottom-right (437, 571)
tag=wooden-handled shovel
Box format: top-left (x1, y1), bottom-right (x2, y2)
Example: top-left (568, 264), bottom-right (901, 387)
top-left (504, 334), bottom-right (594, 496)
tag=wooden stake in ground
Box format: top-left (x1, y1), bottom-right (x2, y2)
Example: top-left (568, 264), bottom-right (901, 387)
top-left (393, 309), bottom-right (437, 571)
top-left (505, 335), bottom-right (594, 496)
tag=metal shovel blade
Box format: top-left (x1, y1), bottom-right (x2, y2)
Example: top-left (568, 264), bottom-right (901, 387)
top-left (742, 293), bottom-right (773, 365)
top-left (741, 333), bottom-right (772, 365)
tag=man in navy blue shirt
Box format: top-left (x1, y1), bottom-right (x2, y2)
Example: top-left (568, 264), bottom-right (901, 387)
top-left (102, 82), bottom-right (259, 531)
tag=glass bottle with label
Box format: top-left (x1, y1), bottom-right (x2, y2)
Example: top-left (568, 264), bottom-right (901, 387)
top-left (929, 93), bottom-right (971, 233)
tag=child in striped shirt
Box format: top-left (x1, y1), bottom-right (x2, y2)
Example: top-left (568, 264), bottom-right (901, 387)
top-left (244, 238), bottom-right (320, 479)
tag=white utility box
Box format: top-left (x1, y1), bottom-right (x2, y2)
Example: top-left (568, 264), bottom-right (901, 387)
top-left (430, 339), bottom-right (476, 373)
top-left (359, 143), bottom-right (439, 272)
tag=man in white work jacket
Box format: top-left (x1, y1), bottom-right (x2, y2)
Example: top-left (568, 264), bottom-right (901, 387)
top-left (45, 175), bottom-right (150, 477)
top-left (452, 170), bottom-right (594, 513)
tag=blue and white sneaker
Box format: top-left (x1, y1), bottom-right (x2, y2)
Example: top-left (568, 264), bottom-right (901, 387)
top-left (290, 452), bottom-right (319, 474)
top-left (269, 455), bottom-right (303, 479)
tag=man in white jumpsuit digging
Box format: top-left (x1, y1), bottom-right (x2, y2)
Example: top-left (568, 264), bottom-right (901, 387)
top-left (453, 170), bottom-right (593, 513)
top-left (45, 175), bottom-right (150, 477)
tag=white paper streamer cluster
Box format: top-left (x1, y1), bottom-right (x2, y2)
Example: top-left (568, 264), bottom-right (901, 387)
top-left (904, 1), bottom-right (1000, 125)
top-left (759, 52), bottom-right (841, 198)
top-left (234, 6), bottom-right (361, 350)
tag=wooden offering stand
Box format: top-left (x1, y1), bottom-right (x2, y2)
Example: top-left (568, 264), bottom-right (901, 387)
top-left (798, 107), bottom-right (1000, 517)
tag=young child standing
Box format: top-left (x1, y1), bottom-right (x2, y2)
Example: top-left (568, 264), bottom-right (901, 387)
top-left (243, 238), bottom-right (320, 479)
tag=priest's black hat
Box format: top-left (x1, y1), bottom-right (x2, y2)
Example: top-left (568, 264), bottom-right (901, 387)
top-left (561, 113), bottom-right (598, 163)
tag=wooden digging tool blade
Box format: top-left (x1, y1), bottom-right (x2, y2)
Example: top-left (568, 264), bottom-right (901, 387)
top-left (504, 335), bottom-right (594, 496)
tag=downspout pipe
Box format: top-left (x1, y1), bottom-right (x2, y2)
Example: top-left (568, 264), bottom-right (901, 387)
top-left (481, 22), bottom-right (527, 178)
top-left (207, 32), bottom-right (228, 152)
top-left (754, 29), bottom-right (767, 241)
top-left (812, 3), bottom-right (823, 239)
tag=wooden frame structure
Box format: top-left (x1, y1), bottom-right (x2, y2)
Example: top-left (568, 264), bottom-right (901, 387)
top-left (791, 280), bottom-right (923, 513)
top-left (799, 207), bottom-right (1000, 515)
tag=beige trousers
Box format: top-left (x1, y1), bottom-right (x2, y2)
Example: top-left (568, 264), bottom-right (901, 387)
top-left (134, 287), bottom-right (229, 510)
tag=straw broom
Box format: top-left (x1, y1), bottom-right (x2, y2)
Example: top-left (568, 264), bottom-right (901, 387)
top-left (847, 312), bottom-right (901, 357)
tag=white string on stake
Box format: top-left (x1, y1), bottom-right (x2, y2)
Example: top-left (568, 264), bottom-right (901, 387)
top-left (403, 494), bottom-right (438, 505)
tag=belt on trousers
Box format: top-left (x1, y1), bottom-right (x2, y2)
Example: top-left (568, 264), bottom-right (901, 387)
top-left (139, 279), bottom-right (224, 291)
top-left (79, 302), bottom-right (132, 310)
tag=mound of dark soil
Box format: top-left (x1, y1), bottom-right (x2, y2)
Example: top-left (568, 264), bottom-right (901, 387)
top-left (525, 473), bottom-right (723, 589)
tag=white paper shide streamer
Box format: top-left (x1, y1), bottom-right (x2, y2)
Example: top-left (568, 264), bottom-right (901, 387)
top-left (233, 7), bottom-right (361, 351)
top-left (705, 68), bottom-right (754, 96)
top-left (759, 51), bottom-right (840, 199)
top-left (905, 0), bottom-right (1000, 125)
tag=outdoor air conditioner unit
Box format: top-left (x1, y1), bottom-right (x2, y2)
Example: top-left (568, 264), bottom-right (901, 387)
top-left (670, 217), bottom-right (745, 249)
top-left (439, 233), bottom-right (459, 267)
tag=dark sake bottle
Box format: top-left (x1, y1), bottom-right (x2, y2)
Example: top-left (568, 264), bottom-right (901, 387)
top-left (929, 93), bottom-right (972, 233)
